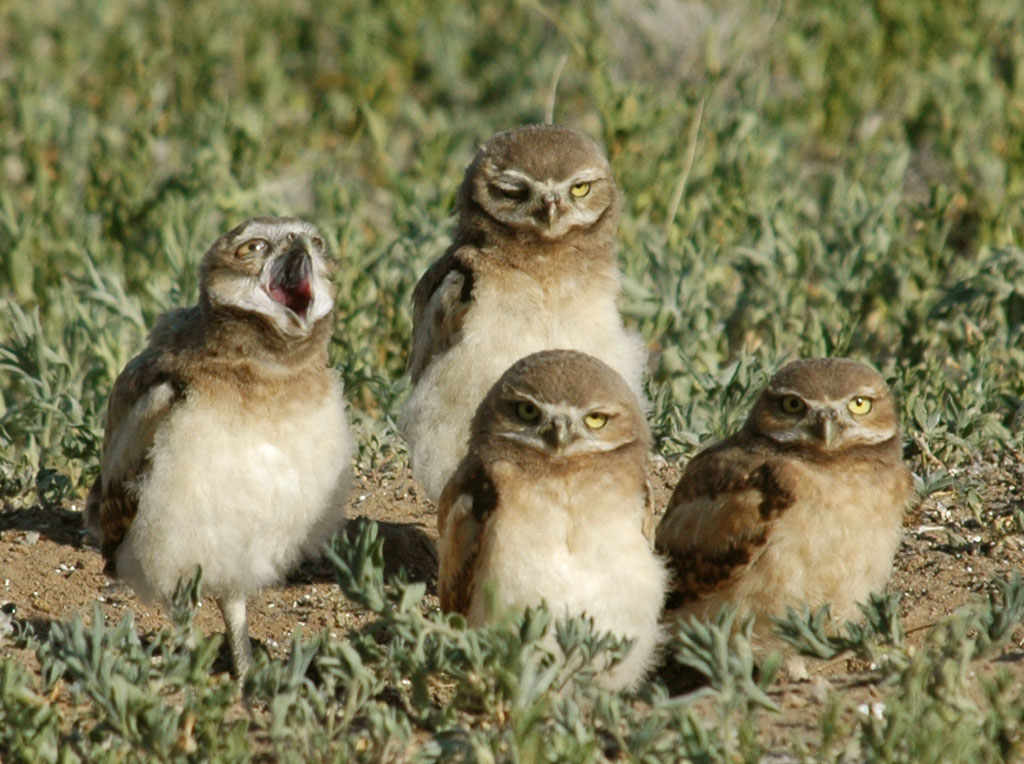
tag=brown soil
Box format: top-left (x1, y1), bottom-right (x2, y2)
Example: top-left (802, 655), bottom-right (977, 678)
top-left (2, 450), bottom-right (1023, 753)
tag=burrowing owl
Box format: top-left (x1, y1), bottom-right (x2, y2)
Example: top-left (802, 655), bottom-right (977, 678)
top-left (85, 217), bottom-right (354, 677)
top-left (437, 350), bottom-right (666, 690)
top-left (656, 358), bottom-right (914, 647)
top-left (401, 124), bottom-right (647, 503)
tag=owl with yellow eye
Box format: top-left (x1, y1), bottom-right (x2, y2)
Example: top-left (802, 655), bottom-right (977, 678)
top-left (656, 357), bottom-right (915, 650)
top-left (437, 350), bottom-right (667, 690)
top-left (85, 217), bottom-right (354, 678)
top-left (401, 124), bottom-right (647, 505)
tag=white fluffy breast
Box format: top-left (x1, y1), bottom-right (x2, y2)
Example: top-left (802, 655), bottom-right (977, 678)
top-left (402, 269), bottom-right (647, 502)
top-left (116, 375), bottom-right (354, 603)
top-left (464, 268), bottom-right (646, 394)
top-left (469, 463), bottom-right (667, 688)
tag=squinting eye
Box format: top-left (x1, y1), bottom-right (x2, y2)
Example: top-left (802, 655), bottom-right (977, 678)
top-left (584, 412), bottom-right (608, 429)
top-left (516, 401), bottom-right (541, 422)
top-left (496, 184), bottom-right (529, 201)
top-left (848, 396), bottom-right (873, 415)
top-left (780, 396), bottom-right (805, 414)
top-left (235, 238), bottom-right (269, 258)
top-left (570, 182), bottom-right (591, 198)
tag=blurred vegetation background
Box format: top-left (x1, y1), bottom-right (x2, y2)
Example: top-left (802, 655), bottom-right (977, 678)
top-left (1, 0), bottom-right (1023, 505)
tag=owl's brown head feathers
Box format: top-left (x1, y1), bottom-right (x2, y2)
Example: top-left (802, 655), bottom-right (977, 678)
top-left (199, 217), bottom-right (335, 340)
top-left (746, 358), bottom-right (901, 455)
top-left (470, 350), bottom-right (648, 462)
top-left (457, 125), bottom-right (620, 245)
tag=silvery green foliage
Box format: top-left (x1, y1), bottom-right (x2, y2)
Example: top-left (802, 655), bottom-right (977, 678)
top-left (18, 569), bottom-right (246, 762)
top-left (772, 591), bottom-right (905, 663)
top-left (670, 607), bottom-right (780, 712)
top-left (853, 579), bottom-right (1024, 764)
top-left (249, 520), bottom-right (750, 761)
top-left (972, 573), bottom-right (1024, 658)
top-left (2, 531), bottom-right (1023, 761)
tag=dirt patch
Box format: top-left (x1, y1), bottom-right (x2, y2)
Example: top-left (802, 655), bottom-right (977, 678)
top-left (2, 451), bottom-right (1023, 745)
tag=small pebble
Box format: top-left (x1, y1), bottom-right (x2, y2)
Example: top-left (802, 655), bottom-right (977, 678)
top-left (857, 702), bottom-right (885, 720)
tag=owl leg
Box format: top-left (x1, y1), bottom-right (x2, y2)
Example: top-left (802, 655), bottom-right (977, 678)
top-left (217, 594), bottom-right (252, 678)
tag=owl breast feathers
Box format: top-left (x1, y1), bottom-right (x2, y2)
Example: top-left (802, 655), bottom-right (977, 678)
top-left (437, 350), bottom-right (667, 690)
top-left (401, 124), bottom-right (648, 503)
top-left (656, 357), bottom-right (915, 636)
top-left (85, 217), bottom-right (354, 676)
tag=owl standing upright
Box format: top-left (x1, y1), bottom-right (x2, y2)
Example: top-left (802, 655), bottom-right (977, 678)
top-left (656, 358), bottom-right (914, 645)
top-left (437, 350), bottom-right (667, 690)
top-left (401, 125), bottom-right (647, 503)
top-left (85, 217), bottom-right (354, 677)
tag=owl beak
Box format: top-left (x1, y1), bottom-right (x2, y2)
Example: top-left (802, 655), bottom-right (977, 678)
top-left (541, 193), bottom-right (560, 229)
top-left (816, 410), bottom-right (840, 449)
top-left (542, 414), bottom-right (572, 450)
top-left (268, 242), bottom-right (314, 322)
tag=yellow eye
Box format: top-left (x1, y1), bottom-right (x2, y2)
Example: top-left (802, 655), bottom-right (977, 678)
top-left (515, 401), bottom-right (541, 422)
top-left (235, 238), bottom-right (269, 258)
top-left (848, 396), bottom-right (873, 415)
top-left (780, 396), bottom-right (805, 414)
top-left (570, 182), bottom-right (591, 198)
top-left (584, 412), bottom-right (608, 430)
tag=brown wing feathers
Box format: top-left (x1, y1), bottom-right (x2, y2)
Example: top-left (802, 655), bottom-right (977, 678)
top-left (659, 448), bottom-right (795, 608)
top-left (85, 358), bottom-right (185, 574)
top-left (437, 457), bottom-right (498, 615)
top-left (407, 250), bottom-right (475, 381)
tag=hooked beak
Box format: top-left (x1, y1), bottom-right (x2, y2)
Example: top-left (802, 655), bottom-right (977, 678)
top-left (816, 409), bottom-right (840, 449)
top-left (267, 241), bottom-right (314, 321)
top-left (541, 193), bottom-right (559, 230)
top-left (541, 415), bottom-right (572, 450)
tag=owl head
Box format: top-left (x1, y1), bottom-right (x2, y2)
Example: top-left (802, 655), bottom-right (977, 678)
top-left (199, 217), bottom-right (335, 339)
top-left (458, 125), bottom-right (620, 242)
top-left (470, 350), bottom-right (648, 461)
top-left (747, 358), bottom-right (901, 454)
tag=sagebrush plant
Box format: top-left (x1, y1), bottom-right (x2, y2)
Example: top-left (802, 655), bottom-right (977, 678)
top-left (2, 0), bottom-right (1024, 759)
top-left (3, 521), bottom-right (1022, 761)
